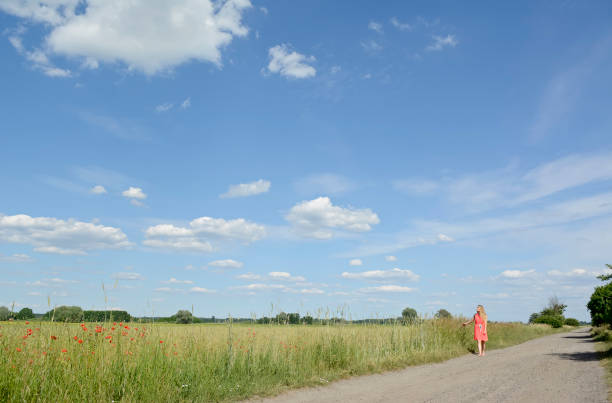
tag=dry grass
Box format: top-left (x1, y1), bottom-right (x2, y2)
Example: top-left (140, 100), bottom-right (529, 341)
top-left (591, 326), bottom-right (612, 401)
top-left (0, 318), bottom-right (564, 402)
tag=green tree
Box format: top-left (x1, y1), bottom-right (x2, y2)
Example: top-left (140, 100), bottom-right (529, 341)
top-left (0, 306), bottom-right (10, 321)
top-left (587, 265), bottom-right (612, 326)
top-left (16, 307), bottom-right (34, 320)
top-left (435, 309), bottom-right (452, 319)
top-left (402, 307), bottom-right (418, 323)
top-left (43, 306), bottom-right (84, 322)
top-left (175, 310), bottom-right (193, 324)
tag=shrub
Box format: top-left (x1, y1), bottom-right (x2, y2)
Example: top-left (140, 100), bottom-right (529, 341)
top-left (534, 314), bottom-right (564, 328)
top-left (83, 310), bottom-right (131, 322)
top-left (43, 306), bottom-right (84, 322)
top-left (175, 310), bottom-right (193, 324)
top-left (435, 309), bottom-right (452, 319)
top-left (16, 307), bottom-right (34, 320)
top-left (564, 318), bottom-right (580, 326)
top-left (402, 307), bottom-right (418, 323)
top-left (0, 306), bottom-right (10, 321)
top-left (587, 265), bottom-right (612, 326)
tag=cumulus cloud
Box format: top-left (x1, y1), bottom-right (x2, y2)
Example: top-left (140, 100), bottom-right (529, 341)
top-left (299, 288), bottom-right (324, 294)
top-left (112, 272), bottom-right (143, 280)
top-left (426, 35), bottom-right (458, 51)
top-left (359, 285), bottom-right (416, 293)
top-left (209, 259), bottom-right (243, 269)
top-left (0, 214), bottom-right (130, 255)
top-left (342, 268), bottom-right (420, 282)
top-left (499, 269), bottom-right (535, 279)
top-left (236, 273), bottom-right (261, 280)
top-left (268, 271), bottom-right (306, 282)
top-left (122, 187), bottom-right (147, 200)
top-left (267, 44), bottom-right (316, 79)
top-left (2, 0), bottom-right (253, 75)
top-left (233, 283), bottom-right (287, 291)
top-left (220, 179), bottom-right (271, 198)
top-left (190, 286), bottom-right (215, 293)
top-left (144, 216), bottom-right (265, 252)
top-left (286, 197), bottom-right (379, 239)
top-left (90, 185), bottom-right (107, 194)
top-left (162, 278), bottom-right (193, 284)
top-left (349, 259), bottom-right (363, 266)
top-left (368, 21), bottom-right (383, 33)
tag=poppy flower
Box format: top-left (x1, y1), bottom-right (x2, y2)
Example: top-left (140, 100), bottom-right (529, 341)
top-left (61, 349), bottom-right (67, 353)
top-left (78, 339), bottom-right (83, 344)
top-left (25, 321), bottom-right (29, 325)
top-left (105, 336), bottom-right (112, 339)
top-left (51, 336), bottom-right (57, 340)
top-left (159, 340), bottom-right (164, 344)
top-left (16, 348), bottom-right (21, 352)
top-left (73, 336), bottom-right (78, 341)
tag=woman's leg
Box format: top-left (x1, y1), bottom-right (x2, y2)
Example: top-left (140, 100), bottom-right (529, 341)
top-left (482, 341), bottom-right (486, 355)
top-left (477, 340), bottom-right (482, 356)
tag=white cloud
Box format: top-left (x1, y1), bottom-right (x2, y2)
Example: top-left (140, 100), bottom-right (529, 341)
top-left (267, 44), bottom-right (316, 79)
top-left (547, 268), bottom-right (598, 278)
top-left (181, 97), bottom-right (191, 109)
top-left (294, 174), bottom-right (355, 196)
top-left (349, 259), bottom-right (363, 266)
top-left (390, 17), bottom-right (411, 31)
top-left (300, 288), bottom-right (324, 294)
top-left (3, 0), bottom-right (252, 76)
top-left (361, 40), bottom-right (382, 53)
top-left (500, 269), bottom-right (535, 279)
top-left (112, 272), bottom-right (143, 280)
top-left (154, 287), bottom-right (181, 293)
top-left (286, 197), bottom-right (380, 239)
top-left (330, 65), bottom-right (341, 74)
top-left (259, 6), bottom-right (268, 15)
top-left (0, 214), bottom-right (130, 255)
top-left (236, 273), bottom-right (261, 280)
top-left (368, 21), bottom-right (383, 34)
top-left (359, 285), bottom-right (416, 293)
top-left (122, 187), bottom-right (147, 199)
top-left (190, 286), bottom-right (215, 293)
top-left (0, 253), bottom-right (33, 262)
top-left (268, 271), bottom-right (306, 282)
top-left (144, 216), bottom-right (265, 252)
top-left (233, 283), bottom-right (287, 291)
top-left (155, 103), bottom-right (173, 113)
top-left (8, 35), bottom-right (72, 77)
top-left (385, 255), bottom-right (397, 262)
top-left (426, 35), bottom-right (458, 51)
top-left (342, 268), bottom-right (420, 282)
top-left (162, 278), bottom-right (193, 284)
top-left (392, 179), bottom-right (439, 195)
top-left (437, 233), bottom-right (454, 242)
top-left (90, 185), bottom-right (107, 194)
top-left (209, 259), bottom-right (243, 269)
top-left (130, 199), bottom-right (145, 207)
top-left (220, 179), bottom-right (271, 198)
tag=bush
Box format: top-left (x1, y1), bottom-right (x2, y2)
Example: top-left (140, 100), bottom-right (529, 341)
top-left (534, 314), bottom-right (564, 328)
top-left (587, 265), bottom-right (612, 327)
top-left (435, 309), bottom-right (452, 319)
top-left (564, 318), bottom-right (580, 326)
top-left (83, 310), bottom-right (131, 322)
top-left (175, 310), bottom-right (193, 324)
top-left (16, 307), bottom-right (34, 320)
top-left (43, 306), bottom-right (84, 323)
top-left (402, 307), bottom-right (418, 323)
top-left (0, 306), bottom-right (10, 321)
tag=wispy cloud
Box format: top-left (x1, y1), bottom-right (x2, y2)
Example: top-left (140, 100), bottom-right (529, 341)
top-left (426, 35), bottom-right (458, 51)
top-left (266, 44), bottom-right (316, 79)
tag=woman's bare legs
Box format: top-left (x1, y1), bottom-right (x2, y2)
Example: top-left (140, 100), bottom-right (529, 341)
top-left (477, 340), bottom-right (482, 356)
top-left (482, 341), bottom-right (486, 356)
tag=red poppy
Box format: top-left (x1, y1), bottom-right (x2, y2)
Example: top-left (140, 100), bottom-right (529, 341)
top-left (16, 348), bottom-right (21, 352)
top-left (25, 321), bottom-right (29, 325)
top-left (78, 339), bottom-right (83, 344)
top-left (159, 340), bottom-right (164, 344)
top-left (61, 349), bottom-right (67, 353)
top-left (73, 336), bottom-right (78, 340)
top-left (105, 336), bottom-right (112, 339)
top-left (51, 335), bottom-right (57, 340)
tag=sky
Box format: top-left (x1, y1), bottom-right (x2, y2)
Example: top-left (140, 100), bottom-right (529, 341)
top-left (1, 0), bottom-right (611, 321)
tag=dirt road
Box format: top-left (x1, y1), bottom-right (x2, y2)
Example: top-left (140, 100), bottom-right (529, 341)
top-left (250, 328), bottom-right (607, 403)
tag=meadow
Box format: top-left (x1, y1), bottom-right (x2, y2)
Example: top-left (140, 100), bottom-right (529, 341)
top-left (592, 326), bottom-right (612, 401)
top-left (0, 319), bottom-right (565, 402)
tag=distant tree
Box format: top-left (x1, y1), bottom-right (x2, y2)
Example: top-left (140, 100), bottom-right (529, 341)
top-left (16, 307), bottom-right (34, 320)
top-left (529, 295), bottom-right (567, 326)
top-left (43, 306), bottom-right (84, 323)
top-left (587, 264), bottom-right (612, 326)
top-left (175, 310), bottom-right (193, 324)
top-left (435, 309), bottom-right (452, 319)
top-left (275, 312), bottom-right (288, 324)
top-left (0, 306), bottom-right (10, 321)
top-left (541, 296), bottom-right (567, 316)
top-left (402, 307), bottom-right (418, 323)
top-left (288, 313), bottom-right (300, 324)
top-left (564, 318), bottom-right (580, 327)
top-left (528, 312), bottom-right (540, 323)
top-left (301, 315), bottom-right (314, 325)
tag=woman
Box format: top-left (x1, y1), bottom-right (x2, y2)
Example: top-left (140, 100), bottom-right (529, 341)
top-left (462, 305), bottom-right (488, 356)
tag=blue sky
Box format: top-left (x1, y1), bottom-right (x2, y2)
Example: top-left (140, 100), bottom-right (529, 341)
top-left (1, 1), bottom-right (611, 321)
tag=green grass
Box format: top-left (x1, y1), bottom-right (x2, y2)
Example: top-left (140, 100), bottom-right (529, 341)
top-left (591, 326), bottom-right (612, 401)
top-left (0, 319), bottom-right (565, 402)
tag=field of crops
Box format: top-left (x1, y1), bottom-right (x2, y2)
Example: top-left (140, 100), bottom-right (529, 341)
top-left (0, 319), bottom-right (563, 402)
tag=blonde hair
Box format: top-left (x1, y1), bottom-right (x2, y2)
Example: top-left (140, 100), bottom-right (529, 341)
top-left (477, 305), bottom-right (487, 323)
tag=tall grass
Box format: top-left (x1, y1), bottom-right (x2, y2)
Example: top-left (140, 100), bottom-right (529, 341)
top-left (592, 326), bottom-right (612, 401)
top-left (0, 319), bottom-right (563, 402)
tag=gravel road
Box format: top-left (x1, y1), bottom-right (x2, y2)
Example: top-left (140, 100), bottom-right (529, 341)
top-left (249, 328), bottom-right (608, 403)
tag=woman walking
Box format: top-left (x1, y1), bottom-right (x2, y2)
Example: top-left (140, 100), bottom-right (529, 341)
top-left (463, 305), bottom-right (488, 356)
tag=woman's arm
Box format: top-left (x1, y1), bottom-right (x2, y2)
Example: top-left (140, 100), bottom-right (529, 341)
top-left (462, 317), bottom-right (473, 326)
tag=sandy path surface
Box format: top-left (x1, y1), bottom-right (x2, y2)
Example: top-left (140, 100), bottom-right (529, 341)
top-left (249, 328), bottom-right (607, 403)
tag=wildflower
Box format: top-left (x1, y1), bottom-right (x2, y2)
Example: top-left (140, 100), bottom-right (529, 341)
top-left (51, 336), bottom-right (57, 340)
top-left (42, 351), bottom-right (47, 356)
top-left (61, 349), bottom-right (67, 353)
top-left (105, 336), bottom-right (112, 339)
top-left (73, 336), bottom-right (78, 341)
top-left (78, 339), bottom-right (83, 344)
top-left (16, 348), bottom-right (21, 352)
top-left (159, 340), bottom-right (164, 344)
top-left (25, 321), bottom-right (29, 325)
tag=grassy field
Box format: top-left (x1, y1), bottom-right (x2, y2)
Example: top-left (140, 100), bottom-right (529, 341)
top-left (592, 326), bottom-right (612, 401)
top-left (0, 319), bottom-right (565, 402)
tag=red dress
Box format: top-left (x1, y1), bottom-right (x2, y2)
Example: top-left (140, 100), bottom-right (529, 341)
top-left (473, 313), bottom-right (488, 341)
